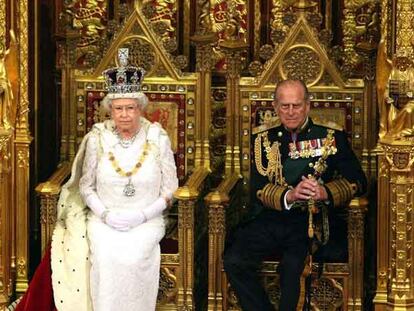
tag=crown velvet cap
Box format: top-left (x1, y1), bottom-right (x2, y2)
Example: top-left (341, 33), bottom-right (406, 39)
top-left (102, 48), bottom-right (146, 99)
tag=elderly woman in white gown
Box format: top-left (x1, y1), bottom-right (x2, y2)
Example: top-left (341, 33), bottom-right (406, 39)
top-left (50, 50), bottom-right (178, 311)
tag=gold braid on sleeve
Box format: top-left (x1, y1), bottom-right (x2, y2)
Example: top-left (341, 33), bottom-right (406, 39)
top-left (257, 183), bottom-right (285, 211)
top-left (324, 178), bottom-right (357, 208)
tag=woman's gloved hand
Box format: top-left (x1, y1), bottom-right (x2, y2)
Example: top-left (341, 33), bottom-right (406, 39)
top-left (102, 209), bottom-right (146, 230)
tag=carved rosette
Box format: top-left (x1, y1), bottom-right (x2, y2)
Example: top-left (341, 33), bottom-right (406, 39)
top-left (122, 38), bottom-right (156, 74)
top-left (311, 277), bottom-right (343, 309)
top-left (280, 46), bottom-right (323, 85)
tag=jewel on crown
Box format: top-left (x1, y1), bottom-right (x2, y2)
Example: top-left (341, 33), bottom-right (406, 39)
top-left (102, 48), bottom-right (146, 94)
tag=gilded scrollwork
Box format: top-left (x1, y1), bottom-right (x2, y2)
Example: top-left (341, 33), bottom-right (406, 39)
top-left (157, 267), bottom-right (177, 303)
top-left (17, 150), bottom-right (29, 168)
top-left (0, 0), bottom-right (5, 51)
top-left (0, 31), bottom-right (17, 131)
top-left (16, 258), bottom-right (26, 278)
top-left (342, 1), bottom-right (380, 78)
top-left (64, 0), bottom-right (107, 66)
top-left (195, 43), bottom-right (215, 73)
top-left (270, 0), bottom-right (285, 36)
top-left (141, 0), bottom-right (177, 43)
top-left (395, 0), bottom-right (414, 60)
top-left (161, 254), bottom-right (180, 264)
top-left (210, 0), bottom-right (247, 70)
top-left (196, 0), bottom-right (214, 35)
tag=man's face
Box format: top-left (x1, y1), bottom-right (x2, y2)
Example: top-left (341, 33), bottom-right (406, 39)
top-left (273, 83), bottom-right (310, 131)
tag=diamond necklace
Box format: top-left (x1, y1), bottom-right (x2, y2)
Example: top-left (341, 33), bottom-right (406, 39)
top-left (115, 128), bottom-right (140, 148)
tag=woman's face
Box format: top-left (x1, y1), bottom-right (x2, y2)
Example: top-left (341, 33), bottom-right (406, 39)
top-left (110, 98), bottom-right (141, 133)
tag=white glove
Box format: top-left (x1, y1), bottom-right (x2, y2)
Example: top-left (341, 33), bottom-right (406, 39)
top-left (142, 197), bottom-right (167, 221)
top-left (112, 209), bottom-right (146, 229)
top-left (84, 193), bottom-right (106, 218)
top-left (84, 194), bottom-right (134, 231)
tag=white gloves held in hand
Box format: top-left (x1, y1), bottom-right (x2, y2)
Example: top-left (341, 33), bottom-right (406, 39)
top-left (101, 197), bottom-right (167, 231)
top-left (102, 209), bottom-right (146, 231)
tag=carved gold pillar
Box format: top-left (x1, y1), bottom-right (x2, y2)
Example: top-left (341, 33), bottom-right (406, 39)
top-left (191, 0), bottom-right (215, 170)
top-left (374, 147), bottom-right (390, 310)
top-left (205, 174), bottom-right (239, 311)
top-left (0, 130), bottom-right (12, 307)
top-left (174, 167), bottom-right (210, 311)
top-left (205, 191), bottom-right (227, 311)
top-left (376, 140), bottom-right (414, 310)
top-left (374, 1), bottom-right (414, 310)
top-left (0, 1), bottom-right (12, 307)
top-left (176, 190), bottom-right (196, 311)
top-left (191, 33), bottom-right (215, 170)
top-left (348, 197), bottom-right (368, 311)
top-left (220, 40), bottom-right (247, 176)
top-left (14, 0), bottom-right (32, 295)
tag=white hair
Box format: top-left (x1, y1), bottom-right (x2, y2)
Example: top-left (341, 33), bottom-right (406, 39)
top-left (101, 92), bottom-right (149, 113)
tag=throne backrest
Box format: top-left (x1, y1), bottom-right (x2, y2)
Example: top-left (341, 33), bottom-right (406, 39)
top-left (241, 89), bottom-right (365, 182)
top-left (74, 81), bottom-right (195, 182)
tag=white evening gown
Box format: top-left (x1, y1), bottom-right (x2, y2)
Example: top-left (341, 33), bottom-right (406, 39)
top-left (79, 122), bottom-right (178, 311)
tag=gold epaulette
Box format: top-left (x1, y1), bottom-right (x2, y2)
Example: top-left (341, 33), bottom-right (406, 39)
top-left (252, 119), bottom-right (281, 135)
top-left (312, 119), bottom-right (343, 131)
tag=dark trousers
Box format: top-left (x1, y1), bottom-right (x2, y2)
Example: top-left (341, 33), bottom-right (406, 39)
top-left (223, 209), bottom-right (309, 311)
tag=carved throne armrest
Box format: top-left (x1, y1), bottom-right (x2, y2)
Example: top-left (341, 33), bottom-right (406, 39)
top-left (173, 166), bottom-right (210, 310)
top-left (204, 173), bottom-right (241, 310)
top-left (35, 162), bottom-right (71, 254)
top-left (347, 196), bottom-right (368, 309)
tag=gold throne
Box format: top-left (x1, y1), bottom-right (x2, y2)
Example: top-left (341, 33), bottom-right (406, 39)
top-left (35, 7), bottom-right (209, 311)
top-left (205, 16), bottom-right (369, 311)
